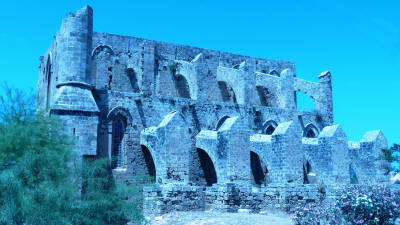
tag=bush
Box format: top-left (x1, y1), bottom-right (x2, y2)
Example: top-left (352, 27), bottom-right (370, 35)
top-left (290, 185), bottom-right (400, 225)
top-left (0, 84), bottom-right (145, 225)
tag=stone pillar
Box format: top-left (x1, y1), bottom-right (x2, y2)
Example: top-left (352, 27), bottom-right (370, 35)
top-left (141, 111), bottom-right (191, 184)
top-left (279, 68), bottom-right (296, 110)
top-left (271, 121), bottom-right (303, 183)
top-left (141, 42), bottom-right (155, 97)
top-left (217, 117), bottom-right (251, 184)
top-left (317, 71), bottom-right (334, 124)
top-left (317, 125), bottom-right (350, 184)
top-left (359, 130), bottom-right (389, 184)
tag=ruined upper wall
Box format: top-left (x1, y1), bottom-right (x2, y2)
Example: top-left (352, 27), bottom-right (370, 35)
top-left (90, 32), bottom-right (294, 103)
top-left (38, 5), bottom-right (334, 123)
top-left (90, 32), bottom-right (332, 117)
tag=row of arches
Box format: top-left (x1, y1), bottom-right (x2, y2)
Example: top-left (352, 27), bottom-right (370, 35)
top-left (91, 45), bottom-right (318, 110)
top-left (109, 113), bottom-right (319, 169)
top-left (107, 109), bottom-right (321, 188)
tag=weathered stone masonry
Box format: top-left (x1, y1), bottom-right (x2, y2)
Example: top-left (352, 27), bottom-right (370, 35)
top-left (37, 6), bottom-right (391, 215)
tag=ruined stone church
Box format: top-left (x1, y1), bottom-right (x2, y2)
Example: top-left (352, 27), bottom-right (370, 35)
top-left (36, 6), bottom-right (389, 214)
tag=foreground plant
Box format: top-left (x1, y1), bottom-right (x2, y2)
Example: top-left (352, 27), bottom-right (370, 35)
top-left (290, 185), bottom-right (400, 225)
top-left (0, 84), bottom-right (145, 225)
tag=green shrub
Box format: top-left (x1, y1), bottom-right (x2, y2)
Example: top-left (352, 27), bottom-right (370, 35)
top-left (0, 84), bottom-right (145, 225)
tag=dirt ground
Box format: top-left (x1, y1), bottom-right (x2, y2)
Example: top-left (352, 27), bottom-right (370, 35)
top-left (147, 210), bottom-right (294, 225)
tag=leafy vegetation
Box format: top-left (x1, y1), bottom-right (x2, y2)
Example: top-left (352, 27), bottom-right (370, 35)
top-left (290, 185), bottom-right (400, 225)
top-left (0, 84), bottom-right (145, 225)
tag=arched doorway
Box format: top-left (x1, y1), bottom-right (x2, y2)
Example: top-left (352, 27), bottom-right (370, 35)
top-left (141, 145), bottom-right (156, 182)
top-left (250, 151), bottom-right (268, 185)
top-left (111, 115), bottom-right (126, 169)
top-left (196, 148), bottom-right (217, 186)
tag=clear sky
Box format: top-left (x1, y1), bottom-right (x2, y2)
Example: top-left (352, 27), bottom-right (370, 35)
top-left (0, 0), bottom-right (399, 145)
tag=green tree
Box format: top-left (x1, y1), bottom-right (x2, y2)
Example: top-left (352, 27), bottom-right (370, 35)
top-left (0, 84), bottom-right (144, 225)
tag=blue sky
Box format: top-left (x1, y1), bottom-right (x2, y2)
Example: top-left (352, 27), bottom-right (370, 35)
top-left (0, 0), bottom-right (399, 145)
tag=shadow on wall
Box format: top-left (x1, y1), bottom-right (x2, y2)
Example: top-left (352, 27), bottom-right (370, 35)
top-left (218, 81), bottom-right (237, 103)
top-left (141, 145), bottom-right (156, 182)
top-left (174, 74), bottom-right (191, 98)
top-left (197, 148), bottom-right (217, 186)
top-left (250, 151), bottom-right (268, 185)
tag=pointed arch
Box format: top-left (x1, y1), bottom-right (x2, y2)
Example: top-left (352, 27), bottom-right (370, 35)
top-left (174, 74), bottom-right (191, 98)
top-left (196, 148), bottom-right (218, 186)
top-left (304, 123), bottom-right (319, 138)
top-left (106, 107), bottom-right (132, 169)
top-left (141, 145), bottom-right (156, 182)
top-left (250, 151), bottom-right (268, 185)
top-left (261, 120), bottom-right (278, 135)
top-left (91, 45), bottom-right (114, 58)
top-left (91, 45), bottom-right (114, 89)
top-left (215, 115), bottom-right (230, 131)
top-left (107, 106), bottom-right (133, 125)
top-left (269, 70), bottom-right (279, 76)
top-left (111, 115), bottom-right (126, 169)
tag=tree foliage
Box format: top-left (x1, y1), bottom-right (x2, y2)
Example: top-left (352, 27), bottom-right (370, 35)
top-left (0, 84), bottom-right (144, 225)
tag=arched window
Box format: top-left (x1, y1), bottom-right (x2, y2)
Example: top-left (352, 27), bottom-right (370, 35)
top-left (111, 116), bottom-right (126, 169)
top-left (91, 45), bottom-right (114, 90)
top-left (261, 120), bottom-right (278, 135)
top-left (250, 151), bottom-right (269, 185)
top-left (197, 148), bottom-right (217, 186)
top-left (175, 74), bottom-right (191, 98)
top-left (46, 56), bottom-right (52, 110)
top-left (215, 115), bottom-right (230, 131)
top-left (303, 123), bottom-right (319, 138)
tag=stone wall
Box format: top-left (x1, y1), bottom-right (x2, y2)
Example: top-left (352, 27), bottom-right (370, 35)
top-left (143, 183), bottom-right (337, 216)
top-left (36, 5), bottom-right (395, 218)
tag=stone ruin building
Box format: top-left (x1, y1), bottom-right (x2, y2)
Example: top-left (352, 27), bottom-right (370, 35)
top-left (36, 6), bottom-right (392, 215)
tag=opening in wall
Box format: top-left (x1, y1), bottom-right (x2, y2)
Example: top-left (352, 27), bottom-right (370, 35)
top-left (303, 123), bottom-right (319, 138)
top-left (197, 148), bottom-right (217, 186)
top-left (218, 81), bottom-right (237, 103)
top-left (303, 161), bottom-right (316, 184)
top-left (215, 115), bottom-right (230, 131)
top-left (111, 116), bottom-right (126, 169)
top-left (174, 74), bottom-right (191, 98)
top-left (250, 151), bottom-right (269, 185)
top-left (295, 91), bottom-right (315, 111)
top-left (261, 120), bottom-right (278, 135)
top-left (141, 145), bottom-right (156, 182)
